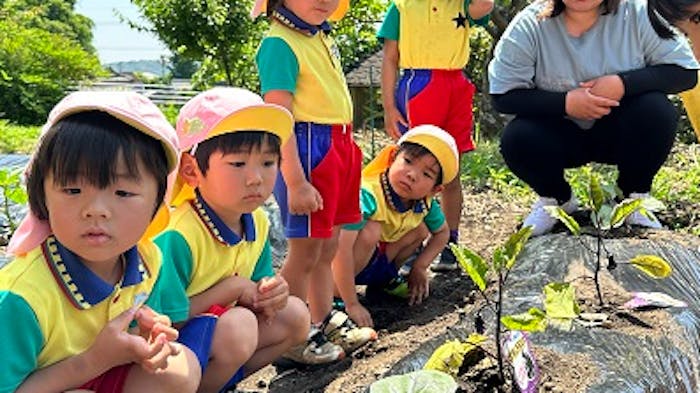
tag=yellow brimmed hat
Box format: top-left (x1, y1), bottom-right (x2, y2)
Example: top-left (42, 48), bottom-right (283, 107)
top-left (363, 125), bottom-right (459, 185)
top-left (250, 0), bottom-right (349, 21)
top-left (171, 87), bottom-right (293, 206)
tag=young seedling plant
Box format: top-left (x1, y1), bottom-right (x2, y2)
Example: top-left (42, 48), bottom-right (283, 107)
top-left (0, 167), bottom-right (27, 235)
top-left (545, 170), bottom-right (672, 307)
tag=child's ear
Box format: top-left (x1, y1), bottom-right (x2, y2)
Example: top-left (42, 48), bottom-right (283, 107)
top-left (179, 153), bottom-right (201, 187)
top-left (431, 184), bottom-right (445, 195)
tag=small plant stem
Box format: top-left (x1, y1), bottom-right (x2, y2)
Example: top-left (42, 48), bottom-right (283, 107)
top-left (594, 232), bottom-right (604, 306)
top-left (495, 271), bottom-right (506, 386)
top-left (2, 187), bottom-right (14, 232)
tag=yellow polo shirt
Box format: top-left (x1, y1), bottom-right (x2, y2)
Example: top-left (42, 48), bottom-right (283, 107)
top-left (0, 237), bottom-right (163, 392)
top-left (154, 193), bottom-right (273, 322)
top-left (256, 20), bottom-right (353, 124)
top-left (378, 0), bottom-right (489, 70)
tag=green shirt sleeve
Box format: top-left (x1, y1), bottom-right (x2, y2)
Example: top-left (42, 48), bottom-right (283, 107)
top-left (424, 198), bottom-right (446, 232)
top-left (0, 291), bottom-right (43, 393)
top-left (377, 3), bottom-right (399, 41)
top-left (151, 230), bottom-right (194, 323)
top-left (343, 187), bottom-right (377, 231)
top-left (256, 37), bottom-right (299, 95)
top-left (250, 239), bottom-right (274, 282)
top-left (465, 0), bottom-right (490, 26)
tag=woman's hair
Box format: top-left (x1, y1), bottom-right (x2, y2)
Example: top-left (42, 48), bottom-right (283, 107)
top-left (538, 0), bottom-right (620, 19)
top-left (647, 0), bottom-right (697, 39)
top-left (27, 110), bottom-right (169, 220)
top-left (396, 142), bottom-right (443, 186)
top-left (193, 131), bottom-right (281, 175)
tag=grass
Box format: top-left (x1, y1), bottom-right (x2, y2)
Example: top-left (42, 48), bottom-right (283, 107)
top-left (0, 121), bottom-right (40, 154)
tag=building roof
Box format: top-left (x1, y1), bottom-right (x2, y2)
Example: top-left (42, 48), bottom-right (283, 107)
top-left (345, 50), bottom-right (383, 87)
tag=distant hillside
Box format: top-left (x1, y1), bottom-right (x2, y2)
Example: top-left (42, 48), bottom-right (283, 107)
top-left (105, 60), bottom-right (166, 77)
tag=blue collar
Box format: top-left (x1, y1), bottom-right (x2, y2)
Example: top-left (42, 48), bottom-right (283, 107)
top-left (192, 189), bottom-right (256, 246)
top-left (380, 172), bottom-right (426, 214)
top-left (43, 236), bottom-right (148, 309)
top-left (273, 6), bottom-right (331, 36)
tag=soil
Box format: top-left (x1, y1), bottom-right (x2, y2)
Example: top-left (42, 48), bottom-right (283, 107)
top-left (238, 189), bottom-right (700, 393)
top-left (237, 190), bottom-right (530, 393)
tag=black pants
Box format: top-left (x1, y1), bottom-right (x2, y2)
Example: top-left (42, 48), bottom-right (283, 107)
top-left (500, 92), bottom-right (678, 201)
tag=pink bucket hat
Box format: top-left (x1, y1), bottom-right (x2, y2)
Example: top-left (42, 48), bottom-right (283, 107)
top-left (363, 125), bottom-right (459, 185)
top-left (7, 91), bottom-right (180, 256)
top-left (170, 87), bottom-right (293, 207)
top-left (250, 0), bottom-right (349, 21)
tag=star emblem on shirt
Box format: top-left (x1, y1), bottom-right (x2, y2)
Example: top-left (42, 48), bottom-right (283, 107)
top-left (453, 12), bottom-right (467, 28)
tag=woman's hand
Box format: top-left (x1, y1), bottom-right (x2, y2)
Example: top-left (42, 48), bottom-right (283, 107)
top-left (565, 87), bottom-right (619, 120)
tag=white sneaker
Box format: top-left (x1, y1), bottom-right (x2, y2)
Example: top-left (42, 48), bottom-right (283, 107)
top-left (624, 193), bottom-right (662, 229)
top-left (523, 195), bottom-right (578, 236)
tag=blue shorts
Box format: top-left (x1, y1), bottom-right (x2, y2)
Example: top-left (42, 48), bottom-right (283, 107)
top-left (274, 121), bottom-right (362, 238)
top-left (355, 243), bottom-right (399, 286)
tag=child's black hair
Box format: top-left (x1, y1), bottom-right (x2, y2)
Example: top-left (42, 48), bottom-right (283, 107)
top-left (193, 131), bottom-right (282, 175)
top-left (27, 110), bottom-right (169, 220)
top-left (264, 0), bottom-right (284, 17)
top-left (396, 141), bottom-right (443, 185)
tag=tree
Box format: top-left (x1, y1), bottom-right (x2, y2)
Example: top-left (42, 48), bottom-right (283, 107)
top-left (333, 0), bottom-right (387, 71)
top-left (1, 0), bottom-right (95, 53)
top-left (0, 19), bottom-right (104, 124)
top-left (130, 0), bottom-right (264, 89)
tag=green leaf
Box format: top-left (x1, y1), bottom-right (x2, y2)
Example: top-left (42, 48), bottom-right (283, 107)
top-left (543, 206), bottom-right (580, 235)
top-left (589, 173), bottom-right (604, 212)
top-left (450, 243), bottom-right (489, 291)
top-left (610, 199), bottom-right (642, 228)
top-left (502, 225), bottom-right (533, 269)
top-left (501, 308), bottom-right (547, 332)
top-left (628, 255), bottom-right (672, 278)
top-left (543, 282), bottom-right (580, 319)
top-left (370, 370), bottom-right (458, 393)
top-left (423, 335), bottom-right (487, 376)
top-left (592, 204), bottom-right (613, 230)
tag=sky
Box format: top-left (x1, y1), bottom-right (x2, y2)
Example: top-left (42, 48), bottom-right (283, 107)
top-left (74, 0), bottom-right (170, 64)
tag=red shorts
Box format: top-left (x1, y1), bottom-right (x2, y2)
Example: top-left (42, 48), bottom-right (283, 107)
top-left (274, 122), bottom-right (362, 238)
top-left (78, 364), bottom-right (132, 393)
top-left (395, 69), bottom-right (476, 153)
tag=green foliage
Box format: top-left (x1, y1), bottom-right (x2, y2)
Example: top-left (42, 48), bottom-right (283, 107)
top-left (628, 255), bottom-right (672, 278)
top-left (501, 308), bottom-right (547, 332)
top-left (0, 121), bottom-right (40, 154)
top-left (334, 0), bottom-right (386, 71)
top-left (0, 168), bottom-right (28, 232)
top-left (0, 19), bottom-right (104, 125)
top-left (3, 0), bottom-right (95, 53)
top-left (460, 139), bottom-right (529, 195)
top-left (130, 0), bottom-right (264, 89)
top-left (451, 243), bottom-right (488, 291)
top-left (158, 104), bottom-right (180, 126)
top-left (169, 53), bottom-right (199, 79)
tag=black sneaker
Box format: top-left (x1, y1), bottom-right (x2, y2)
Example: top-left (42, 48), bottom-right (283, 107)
top-left (430, 246), bottom-right (459, 272)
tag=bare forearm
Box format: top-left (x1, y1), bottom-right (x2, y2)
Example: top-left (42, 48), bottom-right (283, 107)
top-left (381, 41), bottom-right (400, 110)
top-left (189, 276), bottom-right (250, 316)
top-left (414, 225), bottom-right (449, 270)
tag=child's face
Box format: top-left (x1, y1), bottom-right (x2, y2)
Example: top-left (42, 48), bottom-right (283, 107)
top-left (194, 144), bottom-right (279, 223)
top-left (44, 156), bottom-right (159, 267)
top-left (284, 0), bottom-right (340, 25)
top-left (388, 151), bottom-right (441, 201)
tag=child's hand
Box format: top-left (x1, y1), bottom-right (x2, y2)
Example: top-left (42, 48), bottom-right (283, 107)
top-left (87, 308), bottom-right (153, 370)
top-left (255, 275), bottom-right (289, 324)
top-left (133, 306), bottom-right (182, 373)
top-left (238, 279), bottom-right (260, 309)
top-left (407, 268), bottom-right (430, 306)
top-left (288, 180), bottom-right (323, 215)
top-left (346, 302), bottom-right (373, 328)
top-left (383, 106), bottom-right (407, 141)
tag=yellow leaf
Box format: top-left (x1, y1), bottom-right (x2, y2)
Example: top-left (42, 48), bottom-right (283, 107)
top-left (629, 255), bottom-right (672, 278)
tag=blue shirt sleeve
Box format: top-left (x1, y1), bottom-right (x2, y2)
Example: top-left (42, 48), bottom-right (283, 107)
top-left (152, 230), bottom-right (194, 323)
top-left (256, 37), bottom-right (299, 95)
top-left (251, 239), bottom-right (274, 282)
top-left (0, 291), bottom-right (43, 393)
top-left (424, 198), bottom-right (446, 232)
top-left (377, 3), bottom-right (399, 41)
